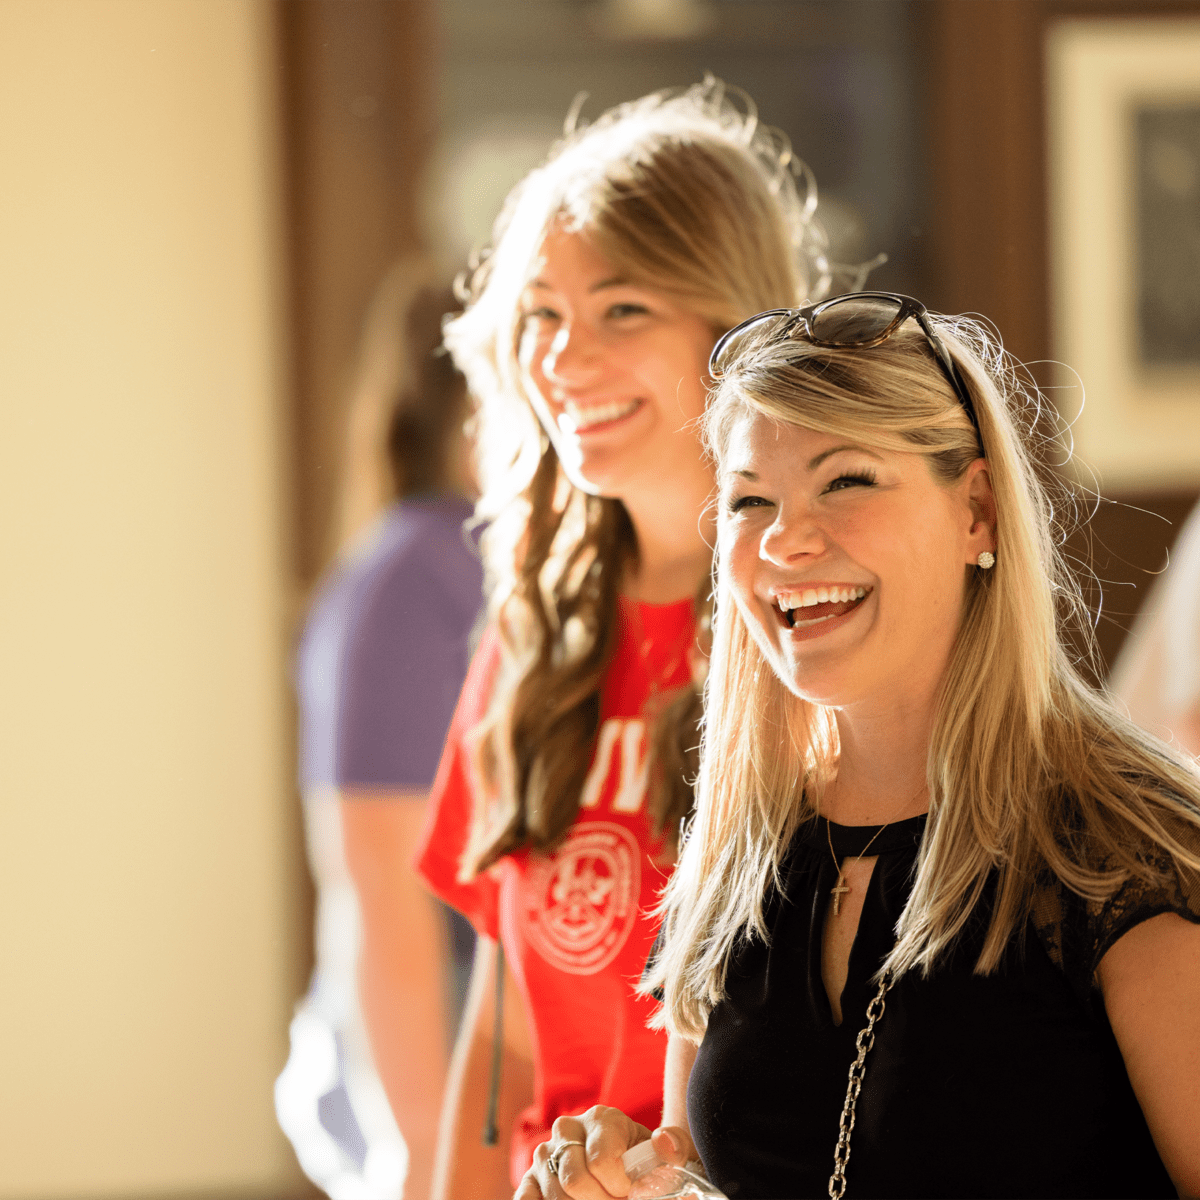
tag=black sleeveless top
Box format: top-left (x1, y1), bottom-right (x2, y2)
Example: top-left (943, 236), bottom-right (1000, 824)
top-left (688, 814), bottom-right (1199, 1199)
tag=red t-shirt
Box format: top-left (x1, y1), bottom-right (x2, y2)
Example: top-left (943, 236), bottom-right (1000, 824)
top-left (417, 595), bottom-right (696, 1184)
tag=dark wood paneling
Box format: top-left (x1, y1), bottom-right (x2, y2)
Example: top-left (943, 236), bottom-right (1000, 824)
top-left (923, 0), bottom-right (1200, 676)
top-left (1067, 489), bottom-right (1200, 681)
top-left (924, 0), bottom-right (1200, 365)
top-left (923, 0), bottom-right (1049, 366)
top-left (277, 0), bottom-right (439, 591)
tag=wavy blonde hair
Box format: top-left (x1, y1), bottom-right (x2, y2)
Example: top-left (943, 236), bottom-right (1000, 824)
top-left (645, 313), bottom-right (1200, 1040)
top-left (443, 78), bottom-right (831, 875)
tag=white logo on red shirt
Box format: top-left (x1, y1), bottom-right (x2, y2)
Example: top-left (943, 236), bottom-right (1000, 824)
top-left (579, 718), bottom-right (648, 812)
top-left (521, 822), bottom-right (641, 975)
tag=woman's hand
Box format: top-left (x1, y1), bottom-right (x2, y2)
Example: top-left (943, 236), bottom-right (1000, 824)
top-left (516, 1107), bottom-right (697, 1199)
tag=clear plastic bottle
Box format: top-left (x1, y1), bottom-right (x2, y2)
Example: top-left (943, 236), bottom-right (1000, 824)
top-left (622, 1141), bottom-right (727, 1200)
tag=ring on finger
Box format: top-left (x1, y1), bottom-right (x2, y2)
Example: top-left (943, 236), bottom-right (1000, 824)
top-left (547, 1140), bottom-right (586, 1178)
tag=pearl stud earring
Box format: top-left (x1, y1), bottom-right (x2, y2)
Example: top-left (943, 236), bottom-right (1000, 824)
top-left (977, 551), bottom-right (995, 569)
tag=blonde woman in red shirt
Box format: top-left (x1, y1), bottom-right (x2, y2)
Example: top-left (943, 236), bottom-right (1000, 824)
top-left (415, 79), bottom-right (840, 1198)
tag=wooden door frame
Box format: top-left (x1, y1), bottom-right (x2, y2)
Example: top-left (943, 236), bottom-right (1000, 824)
top-left (923, 0), bottom-right (1200, 674)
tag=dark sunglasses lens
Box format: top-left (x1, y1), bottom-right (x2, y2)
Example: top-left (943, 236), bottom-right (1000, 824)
top-left (713, 311), bottom-right (796, 375)
top-left (809, 295), bottom-right (905, 346)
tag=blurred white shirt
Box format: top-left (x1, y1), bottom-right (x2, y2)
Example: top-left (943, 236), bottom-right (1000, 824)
top-left (1111, 501), bottom-right (1200, 757)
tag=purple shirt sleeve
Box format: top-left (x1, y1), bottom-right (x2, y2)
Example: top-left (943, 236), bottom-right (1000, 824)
top-left (333, 504), bottom-right (483, 790)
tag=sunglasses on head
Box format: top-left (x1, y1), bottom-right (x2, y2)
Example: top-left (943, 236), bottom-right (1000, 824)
top-left (709, 291), bottom-right (982, 448)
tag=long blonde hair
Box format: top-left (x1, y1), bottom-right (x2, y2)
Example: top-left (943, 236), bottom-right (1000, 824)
top-left (443, 78), bottom-right (830, 875)
top-left (646, 313), bottom-right (1200, 1040)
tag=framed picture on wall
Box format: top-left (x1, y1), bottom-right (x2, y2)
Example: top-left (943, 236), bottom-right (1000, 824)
top-left (1047, 18), bottom-right (1200, 491)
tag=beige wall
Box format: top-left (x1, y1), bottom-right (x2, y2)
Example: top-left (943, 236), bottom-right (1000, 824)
top-left (0, 1), bottom-right (304, 1194)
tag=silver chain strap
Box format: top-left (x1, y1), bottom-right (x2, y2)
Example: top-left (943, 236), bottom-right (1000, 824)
top-left (827, 969), bottom-right (894, 1200)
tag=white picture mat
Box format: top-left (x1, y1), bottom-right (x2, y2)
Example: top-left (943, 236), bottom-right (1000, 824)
top-left (1046, 18), bottom-right (1200, 490)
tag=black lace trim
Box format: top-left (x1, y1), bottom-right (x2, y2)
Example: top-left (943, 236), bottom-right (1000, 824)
top-left (648, 800), bottom-right (1200, 1007)
top-left (1030, 808), bottom-right (1200, 1001)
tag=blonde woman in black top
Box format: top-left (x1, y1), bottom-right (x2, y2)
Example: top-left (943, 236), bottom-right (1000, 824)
top-left (523, 296), bottom-right (1200, 1199)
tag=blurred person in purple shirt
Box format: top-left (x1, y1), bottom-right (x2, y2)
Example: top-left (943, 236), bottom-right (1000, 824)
top-left (276, 260), bottom-right (482, 1199)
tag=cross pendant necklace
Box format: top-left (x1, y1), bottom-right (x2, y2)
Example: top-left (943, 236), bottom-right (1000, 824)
top-left (830, 865), bottom-right (851, 916)
top-left (826, 816), bottom-right (888, 917)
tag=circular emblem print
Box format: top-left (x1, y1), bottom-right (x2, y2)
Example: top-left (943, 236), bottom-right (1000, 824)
top-left (521, 822), bottom-right (641, 975)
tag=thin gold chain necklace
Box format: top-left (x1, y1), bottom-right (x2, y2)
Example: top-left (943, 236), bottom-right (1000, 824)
top-left (825, 818), bottom-right (888, 916)
top-left (823, 782), bottom-right (926, 916)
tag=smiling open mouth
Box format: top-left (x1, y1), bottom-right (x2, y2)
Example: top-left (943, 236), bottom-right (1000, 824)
top-left (559, 397), bottom-right (644, 434)
top-left (776, 586), bottom-right (870, 629)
